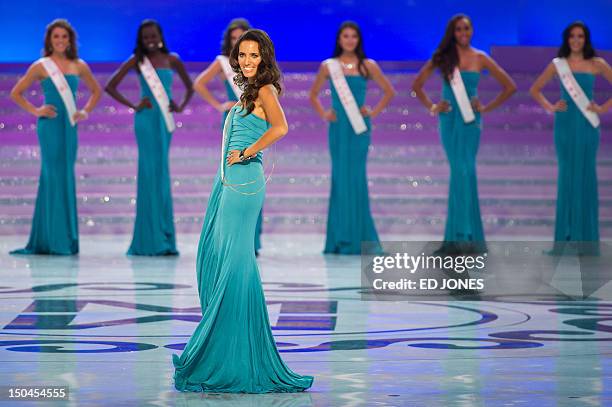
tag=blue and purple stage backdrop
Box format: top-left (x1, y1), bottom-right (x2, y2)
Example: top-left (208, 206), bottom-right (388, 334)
top-left (1, 0), bottom-right (611, 62)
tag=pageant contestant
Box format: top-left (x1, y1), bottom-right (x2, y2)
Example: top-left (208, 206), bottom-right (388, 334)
top-left (10, 19), bottom-right (101, 255)
top-left (105, 19), bottom-right (193, 256)
top-left (412, 14), bottom-right (516, 254)
top-left (530, 21), bottom-right (611, 253)
top-left (309, 21), bottom-right (396, 255)
top-left (173, 29), bottom-right (313, 393)
top-left (193, 18), bottom-right (265, 255)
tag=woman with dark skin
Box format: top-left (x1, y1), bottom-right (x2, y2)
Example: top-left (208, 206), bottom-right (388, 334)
top-left (10, 19), bottom-right (101, 255)
top-left (412, 14), bottom-right (516, 254)
top-left (193, 18), bottom-right (264, 255)
top-left (530, 21), bottom-right (611, 254)
top-left (310, 21), bottom-right (396, 255)
top-left (105, 19), bottom-right (193, 256)
top-left (173, 29), bottom-right (313, 393)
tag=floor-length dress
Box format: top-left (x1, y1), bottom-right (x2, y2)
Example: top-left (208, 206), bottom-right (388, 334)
top-left (439, 71), bottom-right (486, 253)
top-left (324, 75), bottom-right (380, 254)
top-left (11, 75), bottom-right (80, 255)
top-left (223, 79), bottom-right (263, 253)
top-left (127, 68), bottom-right (178, 256)
top-left (173, 106), bottom-right (313, 393)
top-left (552, 72), bottom-right (600, 254)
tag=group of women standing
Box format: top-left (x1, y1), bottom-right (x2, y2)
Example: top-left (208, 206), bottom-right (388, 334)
top-left (8, 16), bottom-right (612, 259)
top-left (6, 12), bottom-right (612, 395)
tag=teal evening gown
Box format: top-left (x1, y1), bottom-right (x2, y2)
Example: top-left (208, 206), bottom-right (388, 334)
top-left (173, 106), bottom-right (313, 393)
top-left (223, 79), bottom-right (263, 253)
top-left (553, 73), bottom-right (600, 253)
top-left (11, 75), bottom-right (80, 255)
top-left (127, 68), bottom-right (178, 256)
top-left (324, 75), bottom-right (380, 254)
top-left (438, 71), bottom-right (486, 253)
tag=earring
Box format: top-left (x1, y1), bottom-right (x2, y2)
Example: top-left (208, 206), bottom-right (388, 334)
top-left (157, 41), bottom-right (163, 48)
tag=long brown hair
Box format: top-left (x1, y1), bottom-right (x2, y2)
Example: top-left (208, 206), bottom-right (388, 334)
top-left (432, 14), bottom-right (471, 81)
top-left (43, 19), bottom-right (78, 60)
top-left (229, 29), bottom-right (282, 116)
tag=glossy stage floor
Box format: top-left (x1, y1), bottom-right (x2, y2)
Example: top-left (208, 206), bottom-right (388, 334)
top-left (2, 234), bottom-right (612, 406)
top-left (1, 52), bottom-right (612, 405)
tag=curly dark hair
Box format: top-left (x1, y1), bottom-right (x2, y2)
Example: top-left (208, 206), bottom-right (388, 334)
top-left (332, 21), bottom-right (369, 78)
top-left (432, 14), bottom-right (471, 81)
top-left (134, 19), bottom-right (169, 64)
top-left (229, 29), bottom-right (282, 116)
top-left (557, 21), bottom-right (597, 59)
top-left (221, 18), bottom-right (251, 57)
top-left (43, 19), bottom-right (78, 60)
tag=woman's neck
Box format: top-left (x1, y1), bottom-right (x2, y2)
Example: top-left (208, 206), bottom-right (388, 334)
top-left (568, 51), bottom-right (584, 61)
top-left (50, 51), bottom-right (67, 60)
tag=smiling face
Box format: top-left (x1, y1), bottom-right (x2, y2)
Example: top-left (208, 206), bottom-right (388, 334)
top-left (141, 25), bottom-right (162, 51)
top-left (238, 40), bottom-right (261, 79)
top-left (50, 27), bottom-right (70, 54)
top-left (568, 26), bottom-right (585, 54)
top-left (338, 27), bottom-right (359, 53)
top-left (454, 17), bottom-right (473, 47)
top-left (230, 27), bottom-right (245, 48)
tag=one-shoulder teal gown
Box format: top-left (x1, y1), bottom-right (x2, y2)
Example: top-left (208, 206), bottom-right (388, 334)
top-left (439, 71), bottom-right (486, 252)
top-left (173, 106), bottom-right (313, 393)
top-left (11, 75), bottom-right (80, 255)
top-left (127, 68), bottom-right (178, 256)
top-left (223, 79), bottom-right (263, 253)
top-left (553, 73), bottom-right (600, 250)
top-left (324, 75), bottom-right (380, 254)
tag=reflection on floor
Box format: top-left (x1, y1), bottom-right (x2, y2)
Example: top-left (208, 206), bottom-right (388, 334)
top-left (1, 234), bottom-right (610, 406)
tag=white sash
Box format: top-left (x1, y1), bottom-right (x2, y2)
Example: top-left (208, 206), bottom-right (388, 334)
top-left (138, 56), bottom-right (176, 133)
top-left (449, 67), bottom-right (476, 124)
top-left (553, 57), bottom-right (600, 128)
top-left (324, 58), bottom-right (368, 135)
top-left (216, 55), bottom-right (242, 100)
top-left (39, 57), bottom-right (77, 127)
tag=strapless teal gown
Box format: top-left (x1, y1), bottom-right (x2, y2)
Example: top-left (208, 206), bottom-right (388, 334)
top-left (324, 76), bottom-right (380, 254)
top-left (11, 75), bottom-right (79, 255)
top-left (223, 79), bottom-right (263, 253)
top-left (439, 71), bottom-right (486, 252)
top-left (553, 73), bottom-right (600, 251)
top-left (173, 106), bottom-right (313, 393)
top-left (127, 68), bottom-right (178, 256)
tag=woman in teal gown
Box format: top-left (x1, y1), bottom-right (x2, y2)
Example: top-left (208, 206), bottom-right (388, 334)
top-left (9, 19), bottom-right (101, 255)
top-left (105, 19), bottom-right (193, 256)
top-left (530, 21), bottom-right (612, 254)
top-left (173, 29), bottom-right (312, 393)
top-left (310, 21), bottom-right (396, 254)
top-left (412, 14), bottom-right (516, 253)
top-left (193, 18), bottom-right (263, 255)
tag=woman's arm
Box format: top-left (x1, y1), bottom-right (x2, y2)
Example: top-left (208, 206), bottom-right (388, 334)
top-left (9, 62), bottom-right (56, 118)
top-left (364, 59), bottom-right (396, 118)
top-left (104, 56), bottom-right (150, 111)
top-left (476, 53), bottom-right (516, 113)
top-left (194, 59), bottom-right (233, 113)
top-left (529, 62), bottom-right (566, 113)
top-left (309, 63), bottom-right (336, 122)
top-left (227, 85), bottom-right (288, 165)
top-left (588, 57), bottom-right (612, 114)
top-left (169, 53), bottom-right (194, 113)
top-left (411, 60), bottom-right (450, 114)
top-left (73, 59), bottom-right (102, 121)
